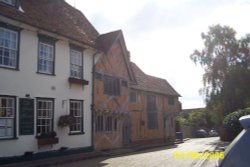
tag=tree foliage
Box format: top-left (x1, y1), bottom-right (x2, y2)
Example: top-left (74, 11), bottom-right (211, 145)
top-left (223, 108), bottom-right (250, 137)
top-left (190, 24), bottom-right (250, 119)
top-left (177, 108), bottom-right (214, 129)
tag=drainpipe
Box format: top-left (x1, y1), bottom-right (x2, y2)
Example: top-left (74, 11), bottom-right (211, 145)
top-left (91, 51), bottom-right (100, 150)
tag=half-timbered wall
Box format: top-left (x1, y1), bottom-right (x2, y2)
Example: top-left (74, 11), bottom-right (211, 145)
top-left (94, 38), bottom-right (131, 150)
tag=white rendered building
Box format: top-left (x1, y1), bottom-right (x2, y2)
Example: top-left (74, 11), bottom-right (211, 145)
top-left (0, 0), bottom-right (100, 157)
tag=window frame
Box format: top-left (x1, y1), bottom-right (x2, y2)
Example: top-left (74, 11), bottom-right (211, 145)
top-left (69, 99), bottom-right (84, 135)
top-left (0, 95), bottom-right (16, 140)
top-left (36, 97), bottom-right (54, 136)
top-left (69, 45), bottom-right (83, 79)
top-left (0, 22), bottom-right (21, 70)
top-left (95, 115), bottom-right (117, 132)
top-left (37, 34), bottom-right (56, 75)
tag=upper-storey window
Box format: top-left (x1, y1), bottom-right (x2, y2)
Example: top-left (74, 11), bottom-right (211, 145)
top-left (0, 27), bottom-right (18, 69)
top-left (0, 0), bottom-right (17, 7)
top-left (70, 49), bottom-right (83, 79)
top-left (37, 34), bottom-right (56, 75)
top-left (130, 91), bottom-right (137, 103)
top-left (103, 75), bottom-right (120, 96)
top-left (146, 95), bottom-right (156, 112)
top-left (168, 96), bottom-right (175, 105)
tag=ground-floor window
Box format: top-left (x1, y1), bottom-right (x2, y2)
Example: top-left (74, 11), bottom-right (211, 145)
top-left (105, 116), bottom-right (113, 131)
top-left (0, 96), bottom-right (15, 139)
top-left (69, 100), bottom-right (83, 134)
top-left (95, 115), bottom-right (117, 132)
top-left (36, 98), bottom-right (54, 135)
top-left (95, 115), bottom-right (104, 132)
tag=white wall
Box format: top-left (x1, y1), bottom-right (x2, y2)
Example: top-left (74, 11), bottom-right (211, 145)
top-left (0, 23), bottom-right (95, 157)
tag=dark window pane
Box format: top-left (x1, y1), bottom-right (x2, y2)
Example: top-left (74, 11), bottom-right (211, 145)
top-left (147, 95), bottom-right (156, 112)
top-left (147, 112), bottom-right (158, 129)
top-left (168, 96), bottom-right (175, 105)
top-left (103, 75), bottom-right (120, 96)
top-left (130, 91), bottom-right (137, 102)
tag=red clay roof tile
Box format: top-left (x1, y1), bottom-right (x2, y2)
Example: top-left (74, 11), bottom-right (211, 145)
top-left (0, 0), bottom-right (99, 47)
top-left (130, 62), bottom-right (180, 96)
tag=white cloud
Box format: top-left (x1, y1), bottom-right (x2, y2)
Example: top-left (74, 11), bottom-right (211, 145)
top-left (66, 0), bottom-right (250, 109)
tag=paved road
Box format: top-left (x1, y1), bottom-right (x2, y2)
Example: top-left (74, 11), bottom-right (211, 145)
top-left (52, 137), bottom-right (221, 167)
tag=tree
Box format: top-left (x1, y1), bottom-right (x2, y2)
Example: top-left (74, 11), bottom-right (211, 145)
top-left (223, 108), bottom-right (250, 138)
top-left (190, 24), bottom-right (250, 122)
top-left (177, 108), bottom-right (214, 129)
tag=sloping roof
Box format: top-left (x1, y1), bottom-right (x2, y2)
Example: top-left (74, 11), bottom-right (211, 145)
top-left (0, 0), bottom-right (99, 47)
top-left (96, 30), bottom-right (121, 53)
top-left (130, 62), bottom-right (180, 96)
top-left (96, 30), bottom-right (137, 83)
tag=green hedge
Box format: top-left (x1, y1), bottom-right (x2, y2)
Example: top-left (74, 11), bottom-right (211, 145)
top-left (223, 108), bottom-right (250, 137)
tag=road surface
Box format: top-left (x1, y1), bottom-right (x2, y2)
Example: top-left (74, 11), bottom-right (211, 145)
top-left (52, 137), bottom-right (221, 167)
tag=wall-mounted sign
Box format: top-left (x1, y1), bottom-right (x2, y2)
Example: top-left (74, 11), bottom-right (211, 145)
top-left (19, 98), bottom-right (34, 135)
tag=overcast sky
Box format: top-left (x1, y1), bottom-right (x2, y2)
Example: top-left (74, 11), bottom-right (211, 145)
top-left (66, 0), bottom-right (250, 109)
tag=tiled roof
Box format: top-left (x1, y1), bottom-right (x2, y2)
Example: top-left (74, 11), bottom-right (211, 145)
top-left (96, 30), bottom-right (137, 83)
top-left (130, 62), bottom-right (180, 96)
top-left (0, 0), bottom-right (99, 47)
top-left (96, 30), bottom-right (121, 53)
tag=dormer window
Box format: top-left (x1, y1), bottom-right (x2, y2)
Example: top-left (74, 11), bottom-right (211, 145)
top-left (0, 0), bottom-right (18, 7)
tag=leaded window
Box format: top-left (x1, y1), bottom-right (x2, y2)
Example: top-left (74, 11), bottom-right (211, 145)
top-left (130, 91), bottom-right (137, 102)
top-left (103, 75), bottom-right (120, 96)
top-left (95, 115), bottom-right (103, 132)
top-left (95, 115), bottom-right (117, 132)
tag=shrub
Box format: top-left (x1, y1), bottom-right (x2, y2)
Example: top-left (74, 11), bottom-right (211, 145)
top-left (223, 108), bottom-right (250, 138)
top-left (58, 114), bottom-right (76, 127)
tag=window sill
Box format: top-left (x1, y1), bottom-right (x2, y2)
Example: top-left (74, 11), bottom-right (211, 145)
top-left (69, 132), bottom-right (85, 135)
top-left (0, 137), bottom-right (18, 140)
top-left (0, 2), bottom-right (18, 8)
top-left (0, 66), bottom-right (19, 71)
top-left (36, 72), bottom-right (56, 76)
top-left (96, 131), bottom-right (117, 134)
top-left (68, 77), bottom-right (89, 85)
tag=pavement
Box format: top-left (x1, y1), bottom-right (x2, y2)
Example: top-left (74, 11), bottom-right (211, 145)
top-left (2, 138), bottom-right (227, 167)
top-left (50, 137), bottom-right (224, 167)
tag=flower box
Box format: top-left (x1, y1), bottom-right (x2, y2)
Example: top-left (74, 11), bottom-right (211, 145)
top-left (37, 137), bottom-right (59, 146)
top-left (36, 131), bottom-right (59, 146)
top-left (68, 77), bottom-right (89, 85)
